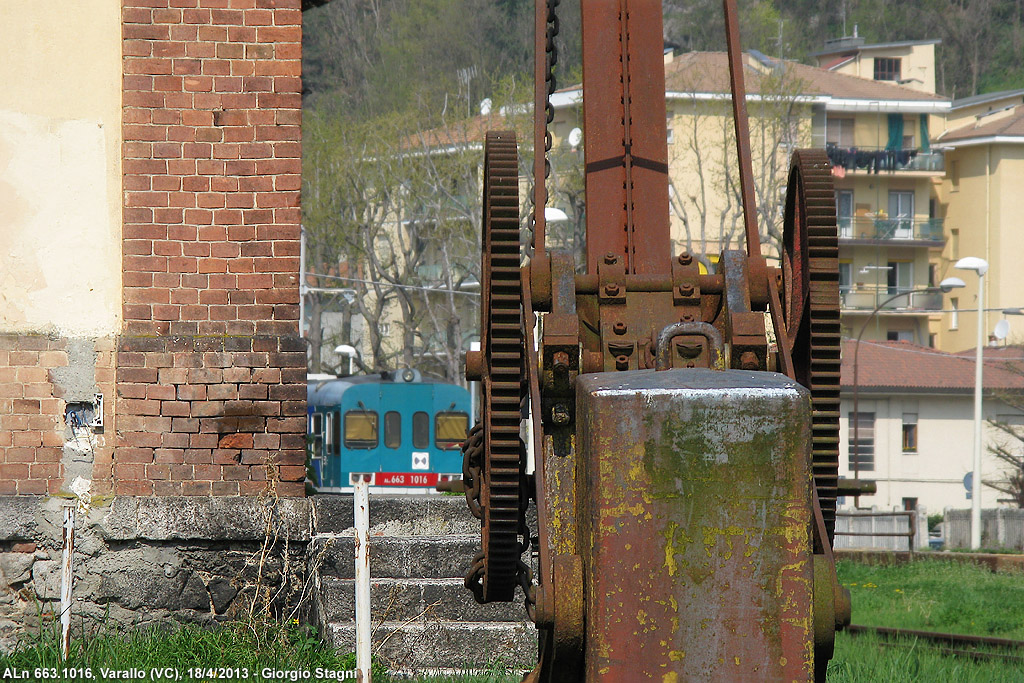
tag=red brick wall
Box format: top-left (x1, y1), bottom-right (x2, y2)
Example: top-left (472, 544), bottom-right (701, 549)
top-left (0, 336), bottom-right (116, 496)
top-left (118, 0), bottom-right (305, 496)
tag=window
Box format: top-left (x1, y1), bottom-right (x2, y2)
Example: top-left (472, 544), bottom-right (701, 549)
top-left (888, 191), bottom-right (914, 238)
top-left (666, 112), bottom-right (674, 144)
top-left (902, 497), bottom-right (918, 511)
top-left (826, 118), bottom-right (855, 147)
top-left (344, 410), bottom-right (379, 449)
top-left (836, 190), bottom-right (854, 237)
top-left (950, 159), bottom-right (960, 191)
top-left (384, 411), bottom-right (401, 449)
top-left (310, 413), bottom-right (324, 459)
top-left (839, 261), bottom-right (852, 297)
top-left (902, 413), bottom-right (918, 453)
top-left (950, 297), bottom-right (959, 330)
top-left (435, 412), bottom-right (469, 449)
top-left (887, 330), bottom-right (913, 342)
top-left (887, 261), bottom-right (913, 297)
top-left (323, 411), bottom-right (337, 454)
top-left (929, 333), bottom-right (937, 348)
top-left (874, 57), bottom-right (901, 81)
top-left (412, 411), bottom-right (429, 449)
top-left (848, 412), bottom-right (875, 472)
top-left (950, 228), bottom-right (960, 259)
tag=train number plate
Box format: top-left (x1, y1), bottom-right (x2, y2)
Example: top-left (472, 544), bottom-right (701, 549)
top-left (376, 472), bottom-right (439, 487)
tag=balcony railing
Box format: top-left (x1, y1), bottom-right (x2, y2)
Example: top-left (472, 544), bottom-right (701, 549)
top-left (840, 287), bottom-right (943, 312)
top-left (826, 144), bottom-right (944, 174)
top-left (837, 217), bottom-right (945, 242)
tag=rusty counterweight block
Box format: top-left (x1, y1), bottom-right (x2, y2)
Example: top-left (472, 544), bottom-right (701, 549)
top-left (576, 369), bottom-right (814, 680)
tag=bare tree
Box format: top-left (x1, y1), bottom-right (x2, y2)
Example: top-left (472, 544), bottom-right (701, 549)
top-left (984, 350), bottom-right (1024, 507)
top-left (668, 57), bottom-right (809, 269)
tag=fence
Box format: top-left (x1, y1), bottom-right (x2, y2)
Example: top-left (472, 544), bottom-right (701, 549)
top-left (833, 507), bottom-right (929, 551)
top-left (944, 508), bottom-right (1024, 551)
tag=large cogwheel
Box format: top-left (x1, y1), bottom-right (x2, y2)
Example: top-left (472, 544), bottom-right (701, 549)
top-left (470, 131), bottom-right (526, 603)
top-left (781, 149), bottom-right (841, 544)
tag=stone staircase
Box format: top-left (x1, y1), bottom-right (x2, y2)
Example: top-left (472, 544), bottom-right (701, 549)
top-left (310, 495), bottom-right (537, 672)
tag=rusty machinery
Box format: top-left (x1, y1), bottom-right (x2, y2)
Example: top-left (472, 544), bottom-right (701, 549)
top-left (462, 0), bottom-right (853, 680)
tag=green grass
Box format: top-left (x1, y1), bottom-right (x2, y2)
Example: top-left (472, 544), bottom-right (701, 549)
top-left (6, 559), bottom-right (1023, 681)
top-left (837, 558), bottom-right (1024, 638)
top-left (826, 558), bottom-right (1024, 681)
top-left (828, 631), bottom-right (1024, 682)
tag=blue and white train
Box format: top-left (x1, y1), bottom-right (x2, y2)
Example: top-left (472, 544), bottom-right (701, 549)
top-left (307, 369), bottom-right (471, 493)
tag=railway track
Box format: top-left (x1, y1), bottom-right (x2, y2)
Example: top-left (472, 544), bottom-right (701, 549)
top-left (847, 624), bottom-right (1024, 663)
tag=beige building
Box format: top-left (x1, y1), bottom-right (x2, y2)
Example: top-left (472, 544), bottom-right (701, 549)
top-left (933, 93), bottom-right (1024, 351)
top-left (810, 35), bottom-right (940, 95)
top-left (840, 340), bottom-right (1024, 513)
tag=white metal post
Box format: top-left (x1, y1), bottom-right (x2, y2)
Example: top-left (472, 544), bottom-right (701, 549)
top-left (354, 474), bottom-right (372, 682)
top-left (299, 227), bottom-right (306, 339)
top-left (971, 271), bottom-right (985, 549)
top-left (60, 503), bottom-right (75, 660)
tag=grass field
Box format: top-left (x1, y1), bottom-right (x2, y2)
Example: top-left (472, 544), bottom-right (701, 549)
top-left (4, 558), bottom-right (1023, 681)
top-left (827, 557), bottom-right (1024, 682)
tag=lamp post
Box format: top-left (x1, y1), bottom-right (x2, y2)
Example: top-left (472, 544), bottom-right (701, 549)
top-left (955, 257), bottom-right (989, 550)
top-left (851, 281), bottom-right (964, 501)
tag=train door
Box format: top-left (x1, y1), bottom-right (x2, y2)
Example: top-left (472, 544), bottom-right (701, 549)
top-left (340, 385), bottom-right (381, 485)
top-left (432, 385), bottom-right (470, 478)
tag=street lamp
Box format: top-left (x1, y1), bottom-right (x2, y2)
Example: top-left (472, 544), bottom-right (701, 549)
top-left (955, 256), bottom-right (989, 550)
top-left (851, 280), bottom-right (965, 500)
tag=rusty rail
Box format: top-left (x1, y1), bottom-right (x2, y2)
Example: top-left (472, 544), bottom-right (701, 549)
top-left (847, 624), bottom-right (1024, 663)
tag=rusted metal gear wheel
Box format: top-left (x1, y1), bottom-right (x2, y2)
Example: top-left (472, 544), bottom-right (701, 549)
top-left (782, 149), bottom-right (841, 544)
top-left (473, 130), bottom-right (526, 603)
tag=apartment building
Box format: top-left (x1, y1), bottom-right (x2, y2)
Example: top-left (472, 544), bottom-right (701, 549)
top-left (548, 45), bottom-right (951, 344)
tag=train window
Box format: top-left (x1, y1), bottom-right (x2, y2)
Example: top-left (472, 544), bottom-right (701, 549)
top-left (384, 411), bottom-right (401, 449)
top-left (412, 411), bottom-right (429, 449)
top-left (344, 410), bottom-right (377, 449)
top-left (435, 412), bottom-right (469, 449)
top-left (323, 412), bottom-right (334, 450)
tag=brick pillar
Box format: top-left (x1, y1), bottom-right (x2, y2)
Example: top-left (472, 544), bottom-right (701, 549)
top-left (117, 0), bottom-right (304, 496)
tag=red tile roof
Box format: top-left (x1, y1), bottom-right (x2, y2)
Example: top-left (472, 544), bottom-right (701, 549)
top-left (841, 340), bottom-right (1024, 392)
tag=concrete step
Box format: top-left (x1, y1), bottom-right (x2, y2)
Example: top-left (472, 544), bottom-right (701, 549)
top-left (325, 620), bottom-right (537, 670)
top-left (312, 535), bottom-right (487, 579)
top-left (319, 576), bottom-right (530, 623)
top-left (312, 494), bottom-right (537, 538)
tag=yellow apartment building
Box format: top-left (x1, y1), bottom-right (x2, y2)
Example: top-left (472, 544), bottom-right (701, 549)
top-left (934, 92), bottom-right (1024, 351)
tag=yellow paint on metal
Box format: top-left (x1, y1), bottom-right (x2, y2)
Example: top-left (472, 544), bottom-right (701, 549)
top-left (669, 651), bottom-right (685, 662)
top-left (662, 674), bottom-right (678, 683)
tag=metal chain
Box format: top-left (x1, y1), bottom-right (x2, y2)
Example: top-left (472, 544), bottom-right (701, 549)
top-left (462, 422), bottom-right (483, 520)
top-left (529, 0), bottom-right (561, 253)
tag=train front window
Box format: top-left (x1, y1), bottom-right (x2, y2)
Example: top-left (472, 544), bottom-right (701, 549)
top-left (435, 412), bottom-right (468, 449)
top-left (344, 411), bottom-right (379, 449)
top-left (384, 411), bottom-right (401, 449)
top-left (412, 411), bottom-right (429, 449)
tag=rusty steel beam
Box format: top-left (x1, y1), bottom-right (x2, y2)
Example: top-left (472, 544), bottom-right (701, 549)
top-left (576, 369), bottom-right (815, 679)
top-left (533, 0), bottom-right (549, 259)
top-left (722, 0), bottom-right (761, 258)
top-left (581, 0), bottom-right (671, 275)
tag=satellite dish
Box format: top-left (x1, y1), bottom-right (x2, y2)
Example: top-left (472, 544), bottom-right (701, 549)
top-left (479, 98), bottom-right (492, 116)
top-left (568, 127), bottom-right (583, 149)
top-left (994, 319), bottom-right (1010, 340)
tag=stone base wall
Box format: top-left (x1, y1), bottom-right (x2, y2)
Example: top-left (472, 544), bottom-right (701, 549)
top-left (0, 496), bottom-right (310, 652)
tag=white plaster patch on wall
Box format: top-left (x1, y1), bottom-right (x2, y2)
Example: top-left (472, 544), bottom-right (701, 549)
top-left (0, 111), bottom-right (120, 336)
